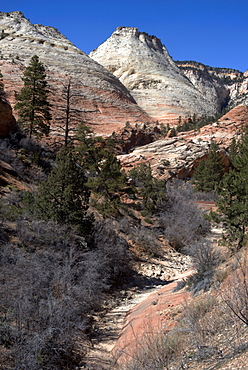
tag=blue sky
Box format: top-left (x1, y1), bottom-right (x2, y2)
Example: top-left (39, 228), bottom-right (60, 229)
top-left (1, 0), bottom-right (248, 72)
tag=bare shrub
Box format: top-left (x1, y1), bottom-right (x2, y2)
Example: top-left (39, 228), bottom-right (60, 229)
top-left (0, 220), bottom-right (101, 368)
top-left (120, 328), bottom-right (184, 370)
top-left (221, 251), bottom-right (248, 326)
top-left (185, 240), bottom-right (221, 294)
top-left (130, 225), bottom-right (161, 257)
top-left (16, 219), bottom-right (84, 251)
top-left (159, 188), bottom-right (210, 250)
top-left (88, 219), bottom-right (132, 288)
top-left (0, 239), bottom-right (88, 369)
top-left (166, 178), bottom-right (218, 202)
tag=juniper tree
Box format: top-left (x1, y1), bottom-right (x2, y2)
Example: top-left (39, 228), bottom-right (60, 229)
top-left (209, 130), bottom-right (248, 249)
top-left (192, 140), bottom-right (225, 192)
top-left (87, 151), bottom-right (128, 216)
top-left (75, 123), bottom-right (129, 216)
top-left (15, 55), bottom-right (52, 138)
top-left (33, 146), bottom-right (93, 236)
top-left (129, 163), bottom-right (167, 214)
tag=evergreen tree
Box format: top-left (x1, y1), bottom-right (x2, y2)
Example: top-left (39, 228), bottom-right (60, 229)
top-left (192, 141), bottom-right (225, 192)
top-left (75, 123), bottom-right (107, 172)
top-left (33, 146), bottom-right (93, 236)
top-left (209, 130), bottom-right (248, 249)
top-left (75, 123), bottom-right (128, 216)
top-left (15, 55), bottom-right (52, 138)
top-left (87, 152), bottom-right (128, 216)
top-left (129, 163), bottom-right (167, 214)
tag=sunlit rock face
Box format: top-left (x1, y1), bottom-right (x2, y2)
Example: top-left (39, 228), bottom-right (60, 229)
top-left (0, 12), bottom-right (152, 140)
top-left (119, 105), bottom-right (248, 180)
top-left (176, 61), bottom-right (230, 112)
top-left (177, 61), bottom-right (248, 112)
top-left (89, 27), bottom-right (220, 122)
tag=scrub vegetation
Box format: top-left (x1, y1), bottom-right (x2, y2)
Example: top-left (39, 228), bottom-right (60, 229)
top-left (1, 56), bottom-right (248, 369)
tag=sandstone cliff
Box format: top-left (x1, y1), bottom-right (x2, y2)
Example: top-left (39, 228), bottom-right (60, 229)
top-left (0, 12), bottom-right (152, 140)
top-left (176, 61), bottom-right (230, 111)
top-left (229, 75), bottom-right (248, 108)
top-left (177, 61), bottom-right (248, 113)
top-left (89, 27), bottom-right (222, 122)
top-left (120, 105), bottom-right (248, 180)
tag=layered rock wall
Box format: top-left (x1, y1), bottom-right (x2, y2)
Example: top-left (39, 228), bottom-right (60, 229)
top-left (177, 61), bottom-right (248, 112)
top-left (90, 27), bottom-right (222, 122)
top-left (119, 105), bottom-right (248, 180)
top-left (0, 12), bottom-right (152, 140)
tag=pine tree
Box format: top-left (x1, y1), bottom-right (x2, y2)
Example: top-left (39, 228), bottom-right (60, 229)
top-left (129, 163), bottom-right (167, 214)
top-left (15, 55), bottom-right (52, 138)
top-left (87, 152), bottom-right (128, 216)
top-left (209, 130), bottom-right (248, 249)
top-left (33, 146), bottom-right (93, 236)
top-left (192, 141), bottom-right (225, 192)
top-left (75, 123), bottom-right (128, 216)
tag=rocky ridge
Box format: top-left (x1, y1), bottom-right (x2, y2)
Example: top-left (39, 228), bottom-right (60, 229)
top-left (0, 12), bottom-right (152, 140)
top-left (89, 27), bottom-right (220, 122)
top-left (177, 60), bottom-right (248, 112)
top-left (176, 61), bottom-right (230, 112)
top-left (119, 105), bottom-right (248, 180)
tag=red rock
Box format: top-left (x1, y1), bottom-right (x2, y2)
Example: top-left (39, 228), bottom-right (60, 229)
top-left (0, 97), bottom-right (16, 137)
top-left (112, 270), bottom-right (192, 366)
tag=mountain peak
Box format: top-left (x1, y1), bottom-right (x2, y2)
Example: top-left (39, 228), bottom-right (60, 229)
top-left (114, 26), bottom-right (165, 54)
top-left (0, 13), bottom-right (152, 139)
top-left (90, 27), bottom-right (219, 121)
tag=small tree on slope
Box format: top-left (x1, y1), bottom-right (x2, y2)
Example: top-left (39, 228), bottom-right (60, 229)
top-left (209, 130), bottom-right (248, 249)
top-left (192, 141), bottom-right (225, 192)
top-left (15, 55), bottom-right (52, 138)
top-left (32, 146), bottom-right (93, 236)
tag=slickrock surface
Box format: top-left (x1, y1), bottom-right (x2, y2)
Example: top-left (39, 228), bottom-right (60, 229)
top-left (0, 97), bottom-right (16, 137)
top-left (120, 105), bottom-right (248, 180)
top-left (83, 250), bottom-right (192, 369)
top-left (90, 27), bottom-right (222, 121)
top-left (0, 12), bottom-right (152, 140)
top-left (112, 270), bottom-right (192, 366)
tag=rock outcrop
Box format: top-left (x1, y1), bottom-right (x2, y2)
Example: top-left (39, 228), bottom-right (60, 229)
top-left (120, 105), bottom-right (248, 180)
top-left (176, 61), bottom-right (230, 111)
top-left (229, 75), bottom-right (248, 108)
top-left (113, 269), bottom-right (192, 366)
top-left (112, 124), bottom-right (161, 154)
top-left (89, 27), bottom-right (223, 122)
top-left (0, 97), bottom-right (16, 137)
top-left (177, 61), bottom-right (248, 112)
top-left (0, 12), bottom-right (152, 140)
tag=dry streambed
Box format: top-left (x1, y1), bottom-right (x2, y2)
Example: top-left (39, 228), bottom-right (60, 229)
top-left (82, 250), bottom-right (192, 369)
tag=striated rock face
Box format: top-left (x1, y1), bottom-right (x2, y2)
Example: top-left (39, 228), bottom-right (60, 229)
top-left (176, 61), bottom-right (230, 111)
top-left (0, 97), bottom-right (16, 137)
top-left (0, 12), bottom-right (152, 140)
top-left (120, 105), bottom-right (248, 180)
top-left (229, 75), bottom-right (248, 108)
top-left (177, 61), bottom-right (248, 112)
top-left (89, 27), bottom-right (221, 122)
